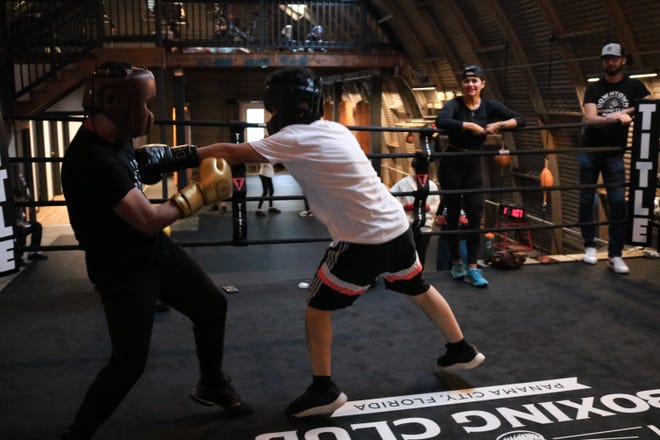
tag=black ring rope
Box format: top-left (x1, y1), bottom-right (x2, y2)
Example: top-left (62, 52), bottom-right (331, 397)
top-left (6, 114), bottom-right (653, 253)
top-left (5, 113), bottom-right (620, 132)
top-left (7, 145), bottom-right (623, 166)
top-left (10, 179), bottom-right (627, 211)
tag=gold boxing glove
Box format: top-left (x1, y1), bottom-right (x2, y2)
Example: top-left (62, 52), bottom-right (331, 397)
top-left (171, 157), bottom-right (233, 217)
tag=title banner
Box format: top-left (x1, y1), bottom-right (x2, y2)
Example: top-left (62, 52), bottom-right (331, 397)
top-left (627, 99), bottom-right (659, 245)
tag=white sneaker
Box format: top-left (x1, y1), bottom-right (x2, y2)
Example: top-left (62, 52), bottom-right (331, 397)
top-left (299, 210), bottom-right (311, 217)
top-left (583, 247), bottom-right (598, 264)
top-left (608, 257), bottom-right (629, 274)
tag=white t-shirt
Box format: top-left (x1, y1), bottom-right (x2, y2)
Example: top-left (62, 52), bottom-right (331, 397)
top-left (389, 175), bottom-right (440, 230)
top-left (249, 120), bottom-right (409, 244)
top-left (258, 162), bottom-right (275, 178)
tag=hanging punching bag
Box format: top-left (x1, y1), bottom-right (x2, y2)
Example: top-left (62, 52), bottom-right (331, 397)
top-left (540, 157), bottom-right (554, 208)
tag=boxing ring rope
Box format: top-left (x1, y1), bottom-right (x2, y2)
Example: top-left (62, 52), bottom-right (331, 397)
top-left (4, 101), bottom-right (659, 256)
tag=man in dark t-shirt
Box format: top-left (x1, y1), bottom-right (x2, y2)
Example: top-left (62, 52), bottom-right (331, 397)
top-left (579, 43), bottom-right (652, 274)
top-left (63, 130), bottom-right (159, 273)
top-left (60, 62), bottom-right (250, 440)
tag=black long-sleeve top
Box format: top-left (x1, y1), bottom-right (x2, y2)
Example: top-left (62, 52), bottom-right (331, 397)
top-left (435, 97), bottom-right (525, 149)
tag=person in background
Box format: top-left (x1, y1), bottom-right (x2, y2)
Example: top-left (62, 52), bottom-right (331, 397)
top-left (389, 157), bottom-right (440, 266)
top-left (299, 195), bottom-right (313, 217)
top-left (13, 185), bottom-right (48, 266)
top-left (435, 65), bottom-right (525, 288)
top-left (210, 201), bottom-right (229, 213)
top-left (579, 43), bottom-right (652, 274)
top-left (255, 162), bottom-right (281, 216)
top-left (59, 62), bottom-right (251, 440)
top-left (196, 67), bottom-right (485, 418)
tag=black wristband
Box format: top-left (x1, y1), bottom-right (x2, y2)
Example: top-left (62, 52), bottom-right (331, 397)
top-left (167, 144), bottom-right (200, 172)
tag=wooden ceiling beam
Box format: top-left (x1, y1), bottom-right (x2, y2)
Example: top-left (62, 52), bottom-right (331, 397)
top-left (604, 0), bottom-right (642, 66)
top-left (369, 0), bottom-right (428, 68)
top-left (487, 0), bottom-right (544, 114)
top-left (417, 0), bottom-right (463, 91)
top-left (446, 1), bottom-right (504, 98)
top-left (536, 0), bottom-right (587, 107)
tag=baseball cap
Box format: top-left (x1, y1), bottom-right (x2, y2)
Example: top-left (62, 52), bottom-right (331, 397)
top-left (461, 65), bottom-right (484, 80)
top-left (601, 43), bottom-right (625, 58)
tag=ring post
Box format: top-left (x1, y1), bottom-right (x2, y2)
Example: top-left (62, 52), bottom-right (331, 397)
top-left (412, 130), bottom-right (434, 230)
top-left (229, 123), bottom-right (248, 246)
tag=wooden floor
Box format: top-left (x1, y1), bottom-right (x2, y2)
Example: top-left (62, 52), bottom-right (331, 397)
top-left (35, 195), bottom-right (69, 225)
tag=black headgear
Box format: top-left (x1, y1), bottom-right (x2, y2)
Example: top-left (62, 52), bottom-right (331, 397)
top-left (264, 68), bottom-right (323, 134)
top-left (82, 62), bottom-right (156, 138)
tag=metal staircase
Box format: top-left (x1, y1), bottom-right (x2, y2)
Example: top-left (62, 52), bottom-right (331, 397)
top-left (12, 59), bottom-right (96, 115)
top-left (3, 0), bottom-right (100, 115)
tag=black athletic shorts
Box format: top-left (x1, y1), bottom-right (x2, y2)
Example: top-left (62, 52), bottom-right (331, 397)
top-left (307, 228), bottom-right (430, 310)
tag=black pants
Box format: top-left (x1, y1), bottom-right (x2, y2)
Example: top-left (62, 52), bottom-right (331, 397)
top-left (14, 220), bottom-right (43, 259)
top-left (68, 239), bottom-right (228, 439)
top-left (257, 174), bottom-right (274, 209)
top-left (413, 228), bottom-right (431, 266)
top-left (439, 154), bottom-right (484, 265)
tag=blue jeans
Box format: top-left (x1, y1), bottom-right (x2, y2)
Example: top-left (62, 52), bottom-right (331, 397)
top-left (578, 152), bottom-right (627, 257)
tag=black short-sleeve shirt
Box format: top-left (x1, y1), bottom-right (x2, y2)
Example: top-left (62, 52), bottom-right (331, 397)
top-left (61, 127), bottom-right (164, 281)
top-left (582, 75), bottom-right (650, 148)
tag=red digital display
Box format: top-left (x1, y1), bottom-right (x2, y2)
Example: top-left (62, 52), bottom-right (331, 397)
top-left (499, 205), bottom-right (526, 219)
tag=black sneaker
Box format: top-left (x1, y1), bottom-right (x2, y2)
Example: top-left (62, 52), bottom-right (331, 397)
top-left (28, 252), bottom-right (48, 261)
top-left (190, 377), bottom-right (253, 417)
top-left (437, 343), bottom-right (485, 372)
top-left (286, 381), bottom-right (348, 417)
top-left (268, 207), bottom-right (281, 214)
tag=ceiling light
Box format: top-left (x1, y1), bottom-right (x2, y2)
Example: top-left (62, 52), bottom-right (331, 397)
top-left (587, 70), bottom-right (657, 83)
top-left (412, 84), bottom-right (436, 91)
top-left (629, 72), bottom-right (658, 79)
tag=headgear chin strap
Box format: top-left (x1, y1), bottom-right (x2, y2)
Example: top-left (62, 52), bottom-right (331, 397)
top-left (82, 62), bottom-right (156, 139)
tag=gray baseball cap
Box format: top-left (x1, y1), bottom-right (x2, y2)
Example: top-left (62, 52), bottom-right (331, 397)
top-left (601, 43), bottom-right (625, 57)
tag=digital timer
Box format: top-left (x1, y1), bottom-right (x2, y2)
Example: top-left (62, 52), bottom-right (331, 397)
top-left (499, 205), bottom-right (526, 220)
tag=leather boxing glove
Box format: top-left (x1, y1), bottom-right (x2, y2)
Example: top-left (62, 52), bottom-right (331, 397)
top-left (135, 143), bottom-right (200, 184)
top-left (171, 158), bottom-right (232, 217)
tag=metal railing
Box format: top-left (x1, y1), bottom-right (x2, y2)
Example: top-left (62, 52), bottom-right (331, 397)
top-left (3, 1), bottom-right (100, 101)
top-left (100, 0), bottom-right (393, 51)
top-left (1, 0), bottom-right (396, 106)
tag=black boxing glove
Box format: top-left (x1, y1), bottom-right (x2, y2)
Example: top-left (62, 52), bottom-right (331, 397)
top-left (135, 144), bottom-right (200, 184)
